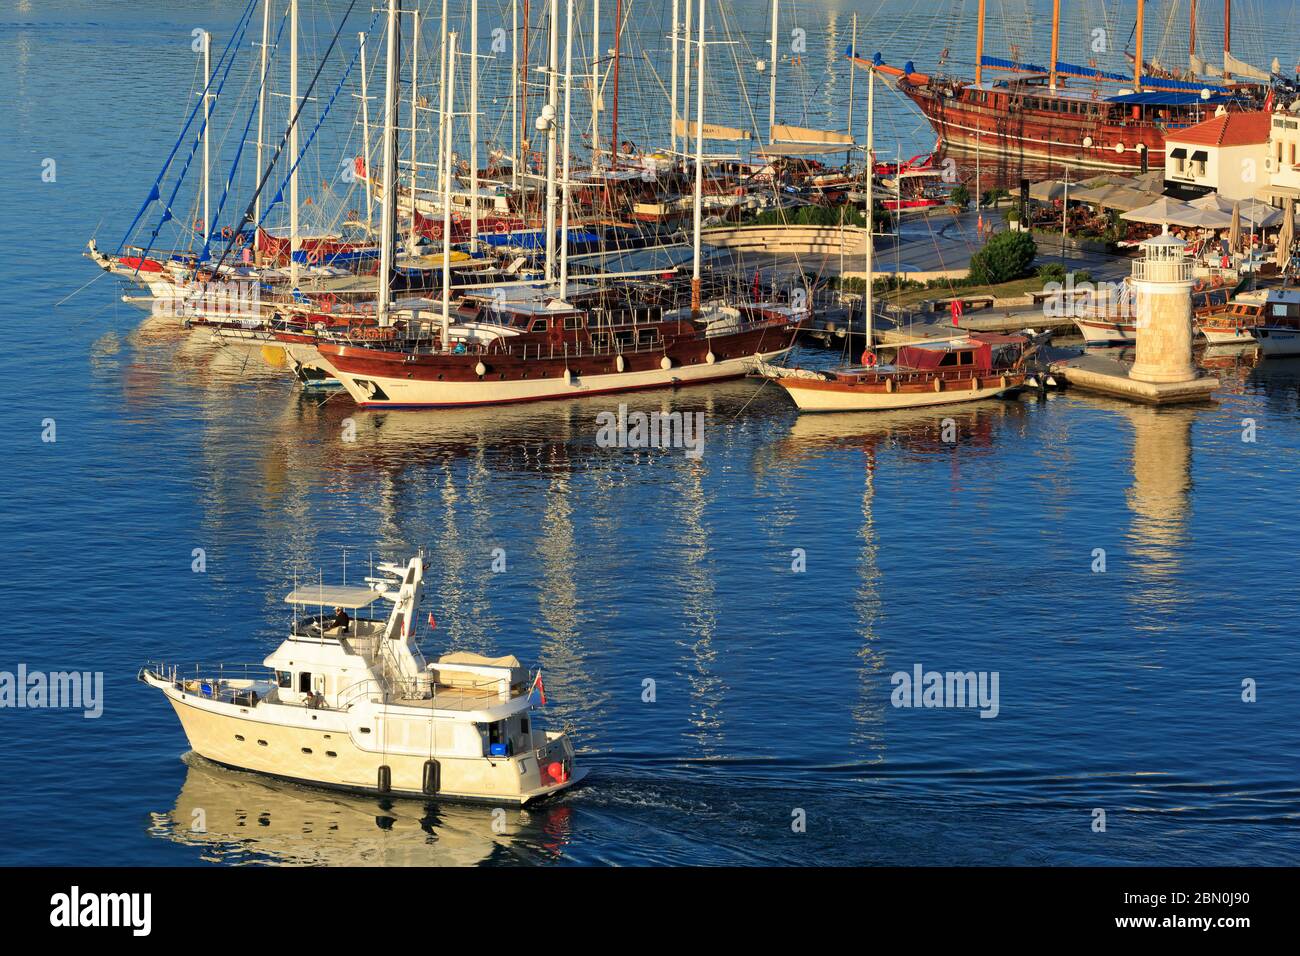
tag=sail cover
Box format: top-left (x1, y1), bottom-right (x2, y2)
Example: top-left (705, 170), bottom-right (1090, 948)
top-left (672, 119), bottom-right (752, 141)
top-left (1224, 51), bottom-right (1271, 81)
top-left (770, 124), bottom-right (854, 146)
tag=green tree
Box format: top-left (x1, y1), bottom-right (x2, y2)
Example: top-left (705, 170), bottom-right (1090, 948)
top-left (968, 230), bottom-right (1037, 285)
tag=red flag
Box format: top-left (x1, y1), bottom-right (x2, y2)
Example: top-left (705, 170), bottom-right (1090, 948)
top-left (531, 672), bottom-right (547, 706)
top-left (950, 298), bottom-right (963, 327)
top-left (427, 612), bottom-right (437, 629)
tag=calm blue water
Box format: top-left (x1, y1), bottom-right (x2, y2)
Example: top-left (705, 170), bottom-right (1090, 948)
top-left (1, 1), bottom-right (1299, 866)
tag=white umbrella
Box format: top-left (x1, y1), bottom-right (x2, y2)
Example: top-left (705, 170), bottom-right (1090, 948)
top-left (1028, 179), bottom-right (1070, 202)
top-left (1189, 192), bottom-right (1237, 215)
top-left (1235, 198), bottom-right (1283, 228)
top-left (1120, 196), bottom-right (1206, 228)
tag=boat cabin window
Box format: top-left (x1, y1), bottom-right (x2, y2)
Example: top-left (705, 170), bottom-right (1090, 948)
top-left (298, 672), bottom-right (312, 694)
top-left (563, 315), bottom-right (583, 331)
top-left (276, 671), bottom-right (291, 689)
top-left (529, 319), bottom-right (547, 332)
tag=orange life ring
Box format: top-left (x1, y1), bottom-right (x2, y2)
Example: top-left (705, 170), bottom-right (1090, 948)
top-left (193, 218), bottom-right (204, 231)
top-left (494, 220), bottom-right (508, 235)
top-left (307, 250), bottom-right (321, 265)
top-left (1192, 279), bottom-right (1205, 293)
top-left (220, 225), bottom-right (234, 239)
top-left (861, 350), bottom-right (877, 367)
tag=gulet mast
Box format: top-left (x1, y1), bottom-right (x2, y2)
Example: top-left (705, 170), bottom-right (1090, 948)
top-left (377, 0), bottom-right (400, 324)
top-left (690, 0), bottom-right (706, 314)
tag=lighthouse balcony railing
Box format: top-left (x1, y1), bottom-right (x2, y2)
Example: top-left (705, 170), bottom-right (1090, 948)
top-left (1132, 257), bottom-right (1193, 283)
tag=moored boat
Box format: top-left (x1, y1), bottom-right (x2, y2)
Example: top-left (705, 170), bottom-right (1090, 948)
top-left (763, 332), bottom-right (1031, 412)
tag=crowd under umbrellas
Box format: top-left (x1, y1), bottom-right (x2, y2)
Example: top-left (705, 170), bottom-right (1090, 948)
top-left (1027, 171), bottom-right (1299, 274)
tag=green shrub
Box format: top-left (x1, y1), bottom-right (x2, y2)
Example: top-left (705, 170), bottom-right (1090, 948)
top-left (950, 185), bottom-right (970, 209)
top-left (968, 230), bottom-right (1037, 285)
top-left (1036, 262), bottom-right (1067, 282)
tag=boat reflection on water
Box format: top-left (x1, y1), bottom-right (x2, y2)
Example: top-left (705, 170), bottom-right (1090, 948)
top-left (149, 753), bottom-right (578, 866)
top-left (764, 400), bottom-right (1024, 466)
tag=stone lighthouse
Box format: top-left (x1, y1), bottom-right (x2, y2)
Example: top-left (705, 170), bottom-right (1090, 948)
top-left (1129, 233), bottom-right (1197, 385)
top-left (1054, 231), bottom-right (1217, 404)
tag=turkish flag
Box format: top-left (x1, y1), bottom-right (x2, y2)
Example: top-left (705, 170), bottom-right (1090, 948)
top-left (950, 299), bottom-right (963, 327)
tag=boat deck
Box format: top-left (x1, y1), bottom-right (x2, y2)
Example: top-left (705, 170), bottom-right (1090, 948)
top-left (393, 684), bottom-right (518, 712)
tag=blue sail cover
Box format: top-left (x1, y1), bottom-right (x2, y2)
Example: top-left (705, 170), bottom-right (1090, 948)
top-left (979, 55), bottom-right (1231, 96)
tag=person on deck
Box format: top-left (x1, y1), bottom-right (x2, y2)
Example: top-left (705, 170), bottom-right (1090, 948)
top-left (331, 606), bottom-right (351, 633)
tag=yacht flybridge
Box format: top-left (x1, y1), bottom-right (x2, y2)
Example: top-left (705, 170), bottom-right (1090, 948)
top-left (140, 555), bottom-right (584, 804)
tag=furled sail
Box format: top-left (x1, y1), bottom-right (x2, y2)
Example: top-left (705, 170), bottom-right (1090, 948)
top-left (770, 124), bottom-right (854, 146)
top-left (672, 119), bottom-right (752, 141)
top-left (1189, 53), bottom-right (1224, 78)
top-left (1224, 50), bottom-right (1271, 81)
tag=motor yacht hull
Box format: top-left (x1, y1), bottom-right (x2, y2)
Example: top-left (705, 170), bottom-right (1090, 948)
top-left (1252, 326), bottom-right (1300, 356)
top-left (143, 671), bottom-right (581, 805)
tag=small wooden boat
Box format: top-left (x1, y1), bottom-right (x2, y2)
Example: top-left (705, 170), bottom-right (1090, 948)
top-left (763, 332), bottom-right (1032, 412)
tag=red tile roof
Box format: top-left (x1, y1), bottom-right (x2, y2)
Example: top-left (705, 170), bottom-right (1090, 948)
top-left (1168, 110), bottom-right (1272, 148)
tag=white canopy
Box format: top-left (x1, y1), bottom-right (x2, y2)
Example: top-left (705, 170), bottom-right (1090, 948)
top-left (1121, 196), bottom-right (1230, 228)
top-left (284, 585), bottom-right (383, 609)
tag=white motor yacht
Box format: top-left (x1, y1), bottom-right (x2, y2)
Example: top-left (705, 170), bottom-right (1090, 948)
top-left (140, 554), bottom-right (584, 804)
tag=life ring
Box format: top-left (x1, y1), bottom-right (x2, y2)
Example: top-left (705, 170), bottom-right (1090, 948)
top-left (1210, 274), bottom-right (1224, 288)
top-left (221, 225), bottom-right (234, 239)
top-left (860, 350), bottom-right (877, 367)
top-left (307, 250), bottom-right (321, 265)
top-left (347, 209), bottom-right (359, 220)
top-left (1192, 279), bottom-right (1205, 293)
top-left (193, 218), bottom-right (204, 231)
top-left (494, 220), bottom-right (509, 235)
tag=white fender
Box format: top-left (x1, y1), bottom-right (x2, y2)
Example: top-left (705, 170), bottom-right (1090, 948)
top-left (705, 351), bottom-right (716, 364)
top-left (616, 354), bottom-right (625, 372)
top-left (475, 361), bottom-right (487, 377)
top-left (660, 356), bottom-right (672, 370)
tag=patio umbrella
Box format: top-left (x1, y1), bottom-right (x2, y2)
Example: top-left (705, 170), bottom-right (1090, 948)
top-left (1277, 198), bottom-right (1295, 269)
top-left (1028, 179), bottom-right (1070, 202)
top-left (1189, 192), bottom-right (1237, 215)
top-left (1236, 199), bottom-right (1283, 228)
top-left (1121, 195), bottom-right (1205, 229)
top-left (1073, 183), bottom-right (1160, 212)
top-left (1132, 169), bottom-right (1165, 192)
top-left (1181, 206), bottom-right (1235, 229)
top-left (1229, 202), bottom-right (1241, 252)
